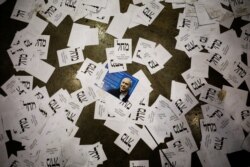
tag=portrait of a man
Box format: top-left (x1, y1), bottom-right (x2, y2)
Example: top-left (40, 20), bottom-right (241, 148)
top-left (108, 77), bottom-right (132, 102)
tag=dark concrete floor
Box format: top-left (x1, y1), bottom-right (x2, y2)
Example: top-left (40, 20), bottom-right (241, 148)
top-left (0, 0), bottom-right (250, 167)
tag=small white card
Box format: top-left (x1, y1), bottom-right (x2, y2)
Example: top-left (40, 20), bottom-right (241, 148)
top-left (137, 0), bottom-right (164, 25)
top-left (182, 69), bottom-right (207, 96)
top-left (199, 84), bottom-right (224, 108)
top-left (114, 123), bottom-right (141, 154)
top-left (106, 13), bottom-right (131, 39)
top-left (57, 47), bottom-right (84, 67)
top-left (133, 37), bottom-right (156, 65)
top-left (114, 39), bottom-right (132, 63)
top-left (106, 47), bottom-right (127, 73)
top-left (40, 3), bottom-right (67, 27)
top-left (67, 23), bottom-right (90, 48)
top-left (25, 58), bottom-right (55, 83)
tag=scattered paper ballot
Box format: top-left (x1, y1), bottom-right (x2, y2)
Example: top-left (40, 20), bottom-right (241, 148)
top-left (16, 75), bottom-right (33, 91)
top-left (142, 48), bottom-right (165, 74)
top-left (159, 147), bottom-right (192, 167)
top-left (57, 47), bottom-right (84, 67)
top-left (23, 15), bottom-right (48, 36)
top-left (170, 80), bottom-right (199, 117)
top-left (182, 69), bottom-right (207, 96)
top-left (70, 85), bottom-right (98, 109)
top-left (139, 126), bottom-right (158, 150)
top-left (33, 35), bottom-right (50, 60)
top-left (67, 23), bottom-right (90, 48)
top-left (106, 13), bottom-right (131, 39)
top-left (106, 47), bottom-right (127, 73)
top-left (25, 58), bottom-right (55, 83)
top-left (170, 80), bottom-right (187, 101)
top-left (1, 75), bottom-right (28, 98)
top-left (114, 39), bottom-right (132, 63)
top-left (199, 84), bottom-right (224, 108)
top-left (190, 53), bottom-right (209, 78)
top-left (39, 1), bottom-right (67, 27)
top-left (114, 122), bottom-right (141, 154)
top-left (133, 37), bottom-right (156, 65)
top-left (10, 0), bottom-right (34, 23)
top-left (136, 0), bottom-right (164, 25)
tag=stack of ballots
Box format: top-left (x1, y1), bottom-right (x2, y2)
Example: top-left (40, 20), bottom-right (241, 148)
top-left (0, 0), bottom-right (250, 167)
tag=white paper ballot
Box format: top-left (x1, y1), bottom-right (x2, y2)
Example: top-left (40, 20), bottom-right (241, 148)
top-left (1, 75), bottom-right (28, 97)
top-left (139, 126), bottom-right (158, 150)
top-left (114, 39), bottom-right (132, 63)
top-left (137, 0), bottom-right (164, 25)
top-left (57, 47), bottom-right (84, 67)
top-left (23, 15), bottom-right (48, 35)
top-left (142, 48), bottom-right (165, 74)
top-left (167, 133), bottom-right (198, 154)
top-left (10, 0), bottom-right (34, 23)
top-left (133, 37), bottom-right (156, 65)
top-left (190, 53), bottom-right (209, 78)
top-left (154, 44), bottom-right (172, 66)
top-left (76, 58), bottom-right (99, 81)
top-left (106, 47), bottom-right (127, 73)
top-left (40, 2), bottom-right (67, 27)
top-left (94, 99), bottom-right (108, 120)
top-left (106, 13), bottom-right (131, 39)
top-left (199, 84), bottom-right (224, 108)
top-left (182, 69), bottom-right (207, 96)
top-left (133, 70), bottom-right (151, 87)
top-left (222, 85), bottom-right (248, 117)
top-left (16, 75), bottom-right (33, 91)
top-left (70, 85), bottom-right (98, 108)
top-left (194, 1), bottom-right (216, 26)
top-left (67, 23), bottom-right (90, 48)
top-left (104, 120), bottom-right (126, 134)
top-left (172, 87), bottom-right (199, 117)
top-left (34, 35), bottom-right (50, 60)
top-left (25, 58), bottom-right (55, 83)
top-left (114, 123), bottom-right (141, 154)
top-left (170, 80), bottom-right (187, 101)
top-left (223, 60), bottom-right (248, 88)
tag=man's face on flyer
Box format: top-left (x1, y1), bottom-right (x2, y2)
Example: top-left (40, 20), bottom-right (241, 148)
top-left (120, 78), bottom-right (131, 93)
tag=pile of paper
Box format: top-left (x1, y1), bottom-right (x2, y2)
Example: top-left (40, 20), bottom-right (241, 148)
top-left (11, 0), bottom-right (165, 29)
top-left (0, 75), bottom-right (107, 166)
top-left (163, 0), bottom-right (250, 166)
top-left (7, 14), bottom-right (55, 83)
top-left (106, 1), bottom-right (164, 38)
top-left (2, 0), bottom-right (250, 166)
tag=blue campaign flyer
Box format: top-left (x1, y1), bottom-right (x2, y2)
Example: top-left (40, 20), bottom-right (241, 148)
top-left (102, 71), bottom-right (139, 101)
